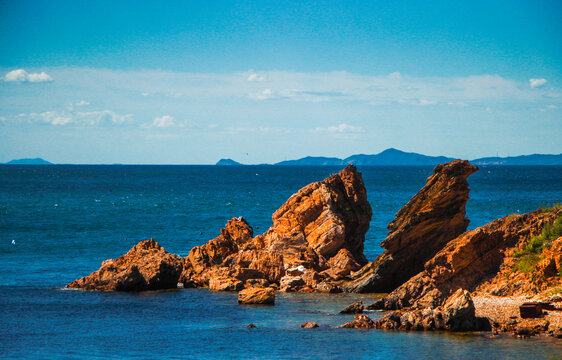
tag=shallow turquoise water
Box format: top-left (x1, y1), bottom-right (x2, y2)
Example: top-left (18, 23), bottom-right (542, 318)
top-left (1, 165), bottom-right (561, 359)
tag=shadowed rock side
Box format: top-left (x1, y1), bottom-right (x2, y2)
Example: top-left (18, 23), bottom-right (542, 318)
top-left (374, 289), bottom-right (490, 332)
top-left (180, 164), bottom-right (372, 292)
top-left (371, 208), bottom-right (562, 311)
top-left (343, 160), bottom-right (478, 293)
top-left (66, 239), bottom-right (182, 291)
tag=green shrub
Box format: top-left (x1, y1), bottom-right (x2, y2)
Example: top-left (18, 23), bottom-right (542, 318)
top-left (514, 213), bottom-right (562, 273)
top-left (516, 254), bottom-right (541, 273)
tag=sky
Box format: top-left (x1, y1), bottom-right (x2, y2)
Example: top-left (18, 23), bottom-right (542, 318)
top-left (0, 0), bottom-right (561, 164)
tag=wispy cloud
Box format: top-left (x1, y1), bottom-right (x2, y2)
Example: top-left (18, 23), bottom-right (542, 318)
top-left (144, 115), bottom-right (199, 129)
top-left (3, 69), bottom-right (53, 83)
top-left (14, 110), bottom-right (133, 126)
top-left (529, 78), bottom-right (547, 88)
top-left (247, 71), bottom-right (267, 82)
top-left (313, 123), bottom-right (362, 133)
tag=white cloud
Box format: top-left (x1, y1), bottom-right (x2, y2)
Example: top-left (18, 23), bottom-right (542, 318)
top-left (76, 100), bottom-right (90, 106)
top-left (152, 115), bottom-right (179, 128)
top-left (15, 110), bottom-right (133, 126)
top-left (540, 104), bottom-right (557, 112)
top-left (387, 72), bottom-right (402, 79)
top-left (529, 78), bottom-right (547, 88)
top-left (313, 123), bottom-right (362, 133)
top-left (3, 69), bottom-right (53, 83)
top-left (247, 72), bottom-right (267, 82)
top-left (418, 99), bottom-right (437, 106)
top-left (146, 115), bottom-right (199, 128)
top-left (248, 88), bottom-right (275, 100)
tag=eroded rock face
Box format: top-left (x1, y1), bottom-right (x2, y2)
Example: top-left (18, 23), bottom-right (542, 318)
top-left (373, 208), bottom-right (562, 311)
top-left (343, 160), bottom-right (478, 293)
top-left (66, 239), bottom-right (182, 291)
top-left (238, 287), bottom-right (275, 305)
top-left (179, 165), bottom-right (372, 292)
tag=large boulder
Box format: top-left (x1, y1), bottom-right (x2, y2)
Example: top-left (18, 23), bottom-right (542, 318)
top-left (66, 239), bottom-right (182, 291)
top-left (238, 287), bottom-right (275, 305)
top-left (343, 160), bottom-right (477, 293)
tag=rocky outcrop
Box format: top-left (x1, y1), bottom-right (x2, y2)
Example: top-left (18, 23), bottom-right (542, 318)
top-left (339, 300), bottom-right (364, 314)
top-left (375, 289), bottom-right (490, 331)
top-left (343, 160), bottom-right (477, 293)
top-left (179, 165), bottom-right (372, 292)
top-left (68, 165), bottom-right (372, 292)
top-left (372, 208), bottom-right (562, 311)
top-left (66, 239), bottom-right (182, 291)
top-left (238, 287), bottom-right (275, 305)
top-left (338, 314), bottom-right (376, 329)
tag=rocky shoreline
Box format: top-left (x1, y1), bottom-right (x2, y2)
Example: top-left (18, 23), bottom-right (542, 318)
top-left (66, 160), bottom-right (562, 338)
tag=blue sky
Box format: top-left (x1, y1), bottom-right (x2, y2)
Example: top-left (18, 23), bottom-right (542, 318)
top-left (0, 0), bottom-right (560, 164)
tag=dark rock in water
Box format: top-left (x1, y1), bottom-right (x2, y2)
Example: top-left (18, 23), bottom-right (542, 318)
top-left (343, 160), bottom-right (478, 293)
top-left (66, 239), bottom-right (182, 291)
top-left (374, 289), bottom-right (490, 332)
top-left (247, 323), bottom-right (257, 329)
top-left (300, 322), bottom-right (320, 328)
top-left (238, 287), bottom-right (275, 305)
top-left (338, 314), bottom-right (376, 329)
top-left (339, 300), bottom-right (364, 314)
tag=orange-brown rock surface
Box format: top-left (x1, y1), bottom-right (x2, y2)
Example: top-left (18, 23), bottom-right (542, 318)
top-left (371, 208), bottom-right (562, 311)
top-left (68, 165), bottom-right (372, 292)
top-left (66, 239), bottom-right (182, 291)
top-left (238, 287), bottom-right (275, 305)
top-left (178, 165), bottom-right (372, 292)
top-left (343, 160), bottom-right (478, 293)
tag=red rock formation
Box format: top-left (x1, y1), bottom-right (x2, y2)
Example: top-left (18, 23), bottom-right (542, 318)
top-left (343, 160), bottom-right (478, 293)
top-left (179, 165), bottom-right (372, 292)
top-left (66, 239), bottom-right (182, 291)
top-left (238, 287), bottom-right (275, 305)
top-left (68, 165), bottom-right (372, 292)
top-left (372, 208), bottom-right (562, 311)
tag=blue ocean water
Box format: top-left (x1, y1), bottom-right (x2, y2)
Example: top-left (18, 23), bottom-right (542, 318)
top-left (1, 165), bottom-right (561, 359)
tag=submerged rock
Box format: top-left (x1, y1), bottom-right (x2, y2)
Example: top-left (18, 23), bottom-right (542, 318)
top-left (238, 287), bottom-right (275, 305)
top-left (66, 239), bottom-right (182, 291)
top-left (338, 314), bottom-right (376, 329)
top-left (343, 160), bottom-right (478, 293)
top-left (300, 322), bottom-right (320, 328)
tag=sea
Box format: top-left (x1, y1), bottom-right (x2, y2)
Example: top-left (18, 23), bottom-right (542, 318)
top-left (1, 165), bottom-right (561, 359)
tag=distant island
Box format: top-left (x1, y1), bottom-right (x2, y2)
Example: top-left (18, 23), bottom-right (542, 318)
top-left (216, 158), bottom-right (242, 166)
top-left (4, 158), bottom-right (52, 165)
top-left (218, 148), bottom-right (562, 166)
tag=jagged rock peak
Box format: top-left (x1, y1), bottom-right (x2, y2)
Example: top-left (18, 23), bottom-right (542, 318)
top-left (343, 159), bottom-right (478, 293)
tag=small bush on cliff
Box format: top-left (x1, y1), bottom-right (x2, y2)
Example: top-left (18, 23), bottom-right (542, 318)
top-left (514, 214), bottom-right (562, 273)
